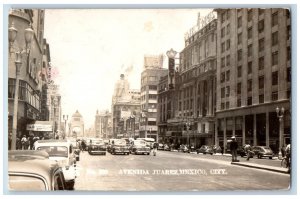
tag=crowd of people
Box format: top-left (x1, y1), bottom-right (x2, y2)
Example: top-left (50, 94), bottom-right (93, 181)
top-left (11, 135), bottom-right (43, 150)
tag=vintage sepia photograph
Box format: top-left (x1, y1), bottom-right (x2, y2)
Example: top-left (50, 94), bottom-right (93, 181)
top-left (5, 5), bottom-right (293, 193)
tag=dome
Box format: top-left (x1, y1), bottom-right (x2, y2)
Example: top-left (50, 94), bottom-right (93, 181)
top-left (72, 110), bottom-right (82, 118)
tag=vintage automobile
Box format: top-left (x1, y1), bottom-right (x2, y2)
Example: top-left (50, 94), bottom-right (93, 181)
top-left (111, 139), bottom-right (130, 155)
top-left (252, 146), bottom-right (274, 159)
top-left (130, 140), bottom-right (151, 155)
top-left (107, 139), bottom-right (119, 153)
top-left (34, 139), bottom-right (77, 189)
top-left (157, 143), bottom-right (164, 150)
top-left (196, 145), bottom-right (214, 155)
top-left (178, 144), bottom-right (190, 153)
top-left (8, 150), bottom-right (67, 191)
top-left (87, 138), bottom-right (106, 155)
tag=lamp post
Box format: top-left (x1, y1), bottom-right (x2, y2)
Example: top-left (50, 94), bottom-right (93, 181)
top-left (63, 115), bottom-right (68, 139)
top-left (276, 107), bottom-right (285, 159)
top-left (186, 121), bottom-right (192, 146)
top-left (9, 22), bottom-right (33, 150)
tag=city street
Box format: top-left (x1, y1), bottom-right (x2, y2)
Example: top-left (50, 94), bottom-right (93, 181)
top-left (74, 151), bottom-right (290, 191)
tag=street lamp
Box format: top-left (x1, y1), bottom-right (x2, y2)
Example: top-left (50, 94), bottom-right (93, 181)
top-left (9, 22), bottom-right (34, 150)
top-left (63, 115), bottom-right (68, 139)
top-left (186, 121), bottom-right (192, 146)
top-left (276, 107), bottom-right (285, 159)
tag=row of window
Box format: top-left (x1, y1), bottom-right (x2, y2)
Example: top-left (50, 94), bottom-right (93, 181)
top-left (8, 79), bottom-right (40, 110)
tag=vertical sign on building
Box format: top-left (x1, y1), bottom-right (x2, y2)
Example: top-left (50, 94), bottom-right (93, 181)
top-left (167, 49), bottom-right (177, 90)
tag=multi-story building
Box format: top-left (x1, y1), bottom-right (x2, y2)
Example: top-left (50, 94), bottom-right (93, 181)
top-left (94, 110), bottom-right (112, 138)
top-left (112, 74), bottom-right (141, 138)
top-left (8, 9), bottom-right (46, 139)
top-left (215, 8), bottom-right (291, 154)
top-left (140, 55), bottom-right (168, 141)
top-left (163, 16), bottom-right (217, 148)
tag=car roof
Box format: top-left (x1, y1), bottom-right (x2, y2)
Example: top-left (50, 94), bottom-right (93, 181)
top-left (35, 139), bottom-right (71, 147)
top-left (8, 151), bottom-right (60, 186)
top-left (9, 150), bottom-right (49, 159)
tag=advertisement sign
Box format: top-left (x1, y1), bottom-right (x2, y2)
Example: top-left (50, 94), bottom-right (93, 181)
top-left (26, 121), bottom-right (53, 131)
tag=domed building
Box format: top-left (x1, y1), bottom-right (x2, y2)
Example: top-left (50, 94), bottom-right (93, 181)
top-left (68, 110), bottom-right (85, 138)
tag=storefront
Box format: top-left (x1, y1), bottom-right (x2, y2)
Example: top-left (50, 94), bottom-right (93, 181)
top-left (26, 121), bottom-right (53, 139)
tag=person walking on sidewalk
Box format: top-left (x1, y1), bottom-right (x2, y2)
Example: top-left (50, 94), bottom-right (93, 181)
top-left (244, 144), bottom-right (252, 161)
top-left (230, 136), bottom-right (239, 162)
top-left (152, 142), bottom-right (158, 156)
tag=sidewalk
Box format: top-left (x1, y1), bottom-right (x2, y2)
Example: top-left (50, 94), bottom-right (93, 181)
top-left (230, 158), bottom-right (290, 174)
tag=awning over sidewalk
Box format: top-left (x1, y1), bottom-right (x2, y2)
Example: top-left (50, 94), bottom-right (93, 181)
top-left (26, 121), bottom-right (53, 131)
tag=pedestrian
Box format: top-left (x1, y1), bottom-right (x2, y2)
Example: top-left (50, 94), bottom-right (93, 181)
top-left (244, 144), bottom-right (252, 161)
top-left (81, 140), bottom-right (86, 152)
top-left (285, 143), bottom-right (291, 169)
top-left (230, 136), bottom-right (239, 162)
top-left (16, 137), bottom-right (22, 150)
top-left (24, 136), bottom-right (30, 150)
top-left (21, 135), bottom-right (27, 150)
top-left (152, 142), bottom-right (158, 156)
top-left (29, 135), bottom-right (34, 150)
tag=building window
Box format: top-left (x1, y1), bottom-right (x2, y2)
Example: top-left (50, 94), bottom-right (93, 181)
top-left (226, 39), bottom-right (230, 50)
top-left (238, 16), bottom-right (242, 28)
top-left (211, 34), bottom-right (215, 42)
top-left (221, 42), bottom-right (225, 53)
top-left (259, 57), bottom-right (264, 70)
top-left (287, 46), bottom-right (291, 61)
top-left (238, 49), bottom-right (242, 61)
top-left (258, 20), bottom-right (264, 33)
top-left (272, 91), bottom-right (278, 101)
top-left (221, 57), bottom-right (225, 68)
top-left (237, 98), bottom-right (241, 107)
top-left (248, 61), bottom-right (252, 74)
top-left (221, 87), bottom-right (225, 98)
top-left (248, 44), bottom-right (252, 57)
top-left (259, 76), bottom-right (264, 89)
top-left (221, 103), bottom-right (225, 110)
top-left (226, 101), bottom-right (230, 109)
top-left (221, 27), bottom-right (225, 38)
top-left (248, 27), bottom-right (252, 39)
top-left (221, 12), bottom-right (226, 23)
top-left (272, 32), bottom-right (278, 46)
top-left (272, 51), bottom-right (278, 65)
top-left (221, 72), bottom-right (225, 83)
top-left (237, 82), bottom-right (241, 94)
top-left (226, 55), bottom-right (230, 66)
top-left (259, 38), bottom-right (264, 52)
top-left (226, 24), bottom-right (230, 35)
top-left (248, 9), bottom-right (253, 22)
top-left (272, 71), bottom-right (278, 85)
top-left (247, 97), bottom-right (252, 105)
top-left (238, 33), bottom-right (242, 44)
top-left (227, 10), bottom-right (231, 20)
top-left (237, 66), bottom-right (242, 77)
top-left (247, 79), bottom-right (252, 92)
top-left (259, 94), bottom-right (264, 103)
top-left (226, 70), bottom-right (230, 82)
top-left (149, 94), bottom-right (157, 99)
top-left (287, 67), bottom-right (291, 82)
top-left (226, 86), bottom-right (230, 97)
top-left (149, 85), bottom-right (157, 90)
top-left (272, 11), bottom-right (278, 26)
top-left (259, 8), bottom-right (264, 16)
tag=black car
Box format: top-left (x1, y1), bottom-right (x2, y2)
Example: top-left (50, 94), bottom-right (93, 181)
top-left (88, 138), bottom-right (106, 155)
top-left (111, 139), bottom-right (130, 155)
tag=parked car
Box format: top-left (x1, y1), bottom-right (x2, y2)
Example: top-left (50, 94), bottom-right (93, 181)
top-left (107, 139), bottom-right (119, 153)
top-left (196, 145), bottom-right (214, 155)
top-left (178, 144), bottom-right (190, 153)
top-left (130, 140), bottom-right (150, 155)
top-left (252, 146), bottom-right (274, 159)
top-left (87, 138), bottom-right (106, 155)
top-left (34, 139), bottom-right (77, 189)
top-left (8, 150), bottom-right (67, 191)
top-left (111, 139), bottom-right (130, 155)
top-left (158, 143), bottom-right (164, 150)
top-left (211, 145), bottom-right (222, 154)
top-left (163, 144), bottom-right (171, 151)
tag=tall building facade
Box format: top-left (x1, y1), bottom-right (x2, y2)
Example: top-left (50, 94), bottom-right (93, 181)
top-left (140, 55), bottom-right (168, 141)
top-left (95, 110), bottom-right (112, 138)
top-left (215, 8), bottom-right (291, 153)
top-left (8, 9), bottom-right (47, 139)
top-left (112, 74), bottom-right (141, 138)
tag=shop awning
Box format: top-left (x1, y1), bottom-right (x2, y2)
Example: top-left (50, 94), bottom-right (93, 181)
top-left (26, 121), bottom-right (53, 131)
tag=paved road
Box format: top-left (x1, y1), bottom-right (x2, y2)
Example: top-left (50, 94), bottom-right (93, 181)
top-left (74, 150), bottom-right (290, 191)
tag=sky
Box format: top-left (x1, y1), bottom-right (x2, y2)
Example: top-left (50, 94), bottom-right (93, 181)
top-left (43, 9), bottom-right (212, 128)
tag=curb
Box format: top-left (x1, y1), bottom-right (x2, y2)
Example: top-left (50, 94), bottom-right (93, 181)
top-left (231, 162), bottom-right (290, 174)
